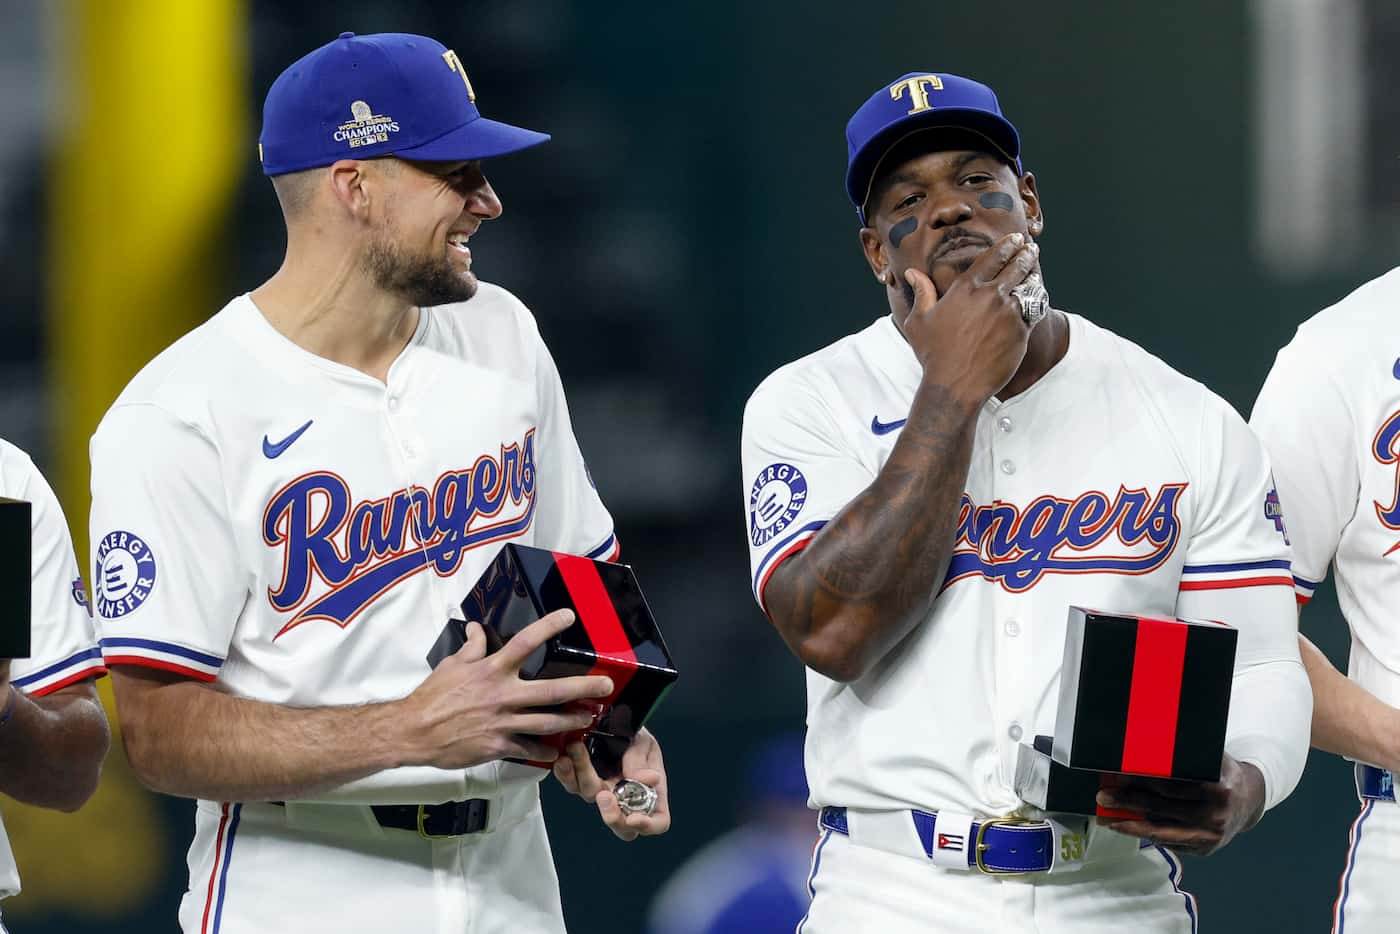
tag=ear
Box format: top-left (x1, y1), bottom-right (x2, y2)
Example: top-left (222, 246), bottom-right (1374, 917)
top-left (1019, 171), bottom-right (1044, 237)
top-left (859, 225), bottom-right (892, 286)
top-left (327, 159), bottom-right (373, 220)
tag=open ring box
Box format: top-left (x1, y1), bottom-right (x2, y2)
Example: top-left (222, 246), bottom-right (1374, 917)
top-left (429, 543), bottom-right (678, 779)
top-left (1014, 607), bottom-right (1237, 818)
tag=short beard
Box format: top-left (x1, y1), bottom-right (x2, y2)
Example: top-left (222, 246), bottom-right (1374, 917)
top-left (364, 232), bottom-right (477, 307)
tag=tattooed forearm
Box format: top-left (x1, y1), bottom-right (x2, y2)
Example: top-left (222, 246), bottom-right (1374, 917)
top-left (765, 379), bottom-right (980, 681)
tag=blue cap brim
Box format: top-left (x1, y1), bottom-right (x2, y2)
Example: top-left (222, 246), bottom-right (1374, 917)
top-left (848, 109), bottom-right (1020, 218)
top-left (392, 115), bottom-right (551, 162)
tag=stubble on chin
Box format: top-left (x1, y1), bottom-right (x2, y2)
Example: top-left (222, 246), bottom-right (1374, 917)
top-left (364, 235), bottom-right (478, 307)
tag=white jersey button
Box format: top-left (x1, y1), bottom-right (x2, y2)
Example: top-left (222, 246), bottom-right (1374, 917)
top-left (388, 395), bottom-right (400, 411)
top-left (997, 416), bottom-right (1013, 433)
top-left (1003, 620), bottom-right (1021, 637)
top-left (1008, 723), bottom-right (1023, 741)
top-left (1000, 459), bottom-right (1016, 475)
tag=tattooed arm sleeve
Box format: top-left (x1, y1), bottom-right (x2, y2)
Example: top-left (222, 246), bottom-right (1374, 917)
top-left (742, 373), bottom-right (980, 683)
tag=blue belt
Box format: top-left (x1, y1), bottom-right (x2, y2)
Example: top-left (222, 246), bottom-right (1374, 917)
top-left (819, 805), bottom-right (1055, 874)
top-left (1357, 764), bottom-right (1396, 802)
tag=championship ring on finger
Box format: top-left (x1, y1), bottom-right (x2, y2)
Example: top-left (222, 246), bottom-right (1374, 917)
top-left (1011, 273), bottom-right (1050, 327)
top-left (614, 779), bottom-right (658, 817)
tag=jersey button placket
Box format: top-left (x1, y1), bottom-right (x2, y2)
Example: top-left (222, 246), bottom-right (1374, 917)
top-left (382, 389), bottom-right (421, 480)
top-left (989, 405), bottom-right (1032, 788)
top-left (383, 384), bottom-right (424, 463)
top-left (383, 386), bottom-right (449, 618)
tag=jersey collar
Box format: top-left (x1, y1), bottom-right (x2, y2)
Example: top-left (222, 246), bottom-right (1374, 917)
top-left (872, 308), bottom-right (1084, 410)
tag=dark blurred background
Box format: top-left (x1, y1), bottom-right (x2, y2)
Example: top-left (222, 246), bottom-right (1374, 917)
top-left (1, 0), bottom-right (1394, 930)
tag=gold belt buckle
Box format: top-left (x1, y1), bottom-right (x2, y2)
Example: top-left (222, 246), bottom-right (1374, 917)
top-left (974, 815), bottom-right (1041, 875)
top-left (416, 804), bottom-right (446, 839)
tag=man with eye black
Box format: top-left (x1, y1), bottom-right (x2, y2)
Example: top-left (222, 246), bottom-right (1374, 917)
top-left (739, 72), bottom-right (1311, 932)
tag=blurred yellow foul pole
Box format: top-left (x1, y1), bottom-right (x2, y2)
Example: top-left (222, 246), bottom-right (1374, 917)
top-left (50, 0), bottom-right (248, 550)
top-left (27, 0), bottom-right (248, 919)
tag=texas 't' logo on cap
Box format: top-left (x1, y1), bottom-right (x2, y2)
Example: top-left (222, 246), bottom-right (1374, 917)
top-left (441, 49), bottom-right (476, 102)
top-left (889, 74), bottom-right (945, 115)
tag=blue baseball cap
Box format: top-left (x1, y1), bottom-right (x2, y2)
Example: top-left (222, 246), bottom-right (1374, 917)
top-left (259, 32), bottom-right (550, 176)
top-left (845, 72), bottom-right (1021, 225)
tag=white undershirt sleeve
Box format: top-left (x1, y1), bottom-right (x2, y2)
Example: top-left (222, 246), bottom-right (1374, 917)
top-left (1174, 395), bottom-right (1311, 810)
top-left (1176, 585), bottom-right (1311, 810)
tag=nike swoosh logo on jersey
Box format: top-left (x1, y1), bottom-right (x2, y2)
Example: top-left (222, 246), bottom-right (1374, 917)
top-left (262, 420), bottom-right (314, 459)
top-left (871, 416), bottom-right (908, 435)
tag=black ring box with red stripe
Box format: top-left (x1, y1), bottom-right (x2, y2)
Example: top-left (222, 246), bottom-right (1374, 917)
top-left (0, 499), bottom-right (30, 658)
top-left (1051, 607), bottom-right (1237, 783)
top-left (1014, 735), bottom-right (1146, 820)
top-left (430, 543), bottom-right (677, 779)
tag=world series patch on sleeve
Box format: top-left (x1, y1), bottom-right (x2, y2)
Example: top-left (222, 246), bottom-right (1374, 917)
top-left (429, 543), bottom-right (678, 778)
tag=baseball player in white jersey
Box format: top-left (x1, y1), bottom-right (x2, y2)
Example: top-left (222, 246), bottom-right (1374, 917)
top-left (740, 72), bottom-right (1312, 933)
top-left (0, 439), bottom-right (110, 931)
top-left (1251, 267), bottom-right (1400, 933)
top-left (89, 32), bottom-right (669, 934)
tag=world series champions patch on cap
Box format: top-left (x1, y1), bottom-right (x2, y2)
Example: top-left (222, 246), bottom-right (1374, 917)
top-left (258, 32), bottom-right (551, 176)
top-left (334, 100), bottom-right (401, 151)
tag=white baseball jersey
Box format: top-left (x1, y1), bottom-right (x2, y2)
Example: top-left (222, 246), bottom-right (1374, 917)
top-left (89, 283), bottom-right (616, 927)
top-left (0, 438), bottom-right (107, 899)
top-left (741, 311), bottom-right (1309, 822)
top-left (1251, 266), bottom-right (1400, 706)
top-left (91, 281), bottom-right (616, 756)
top-left (1250, 267), bottom-right (1400, 934)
